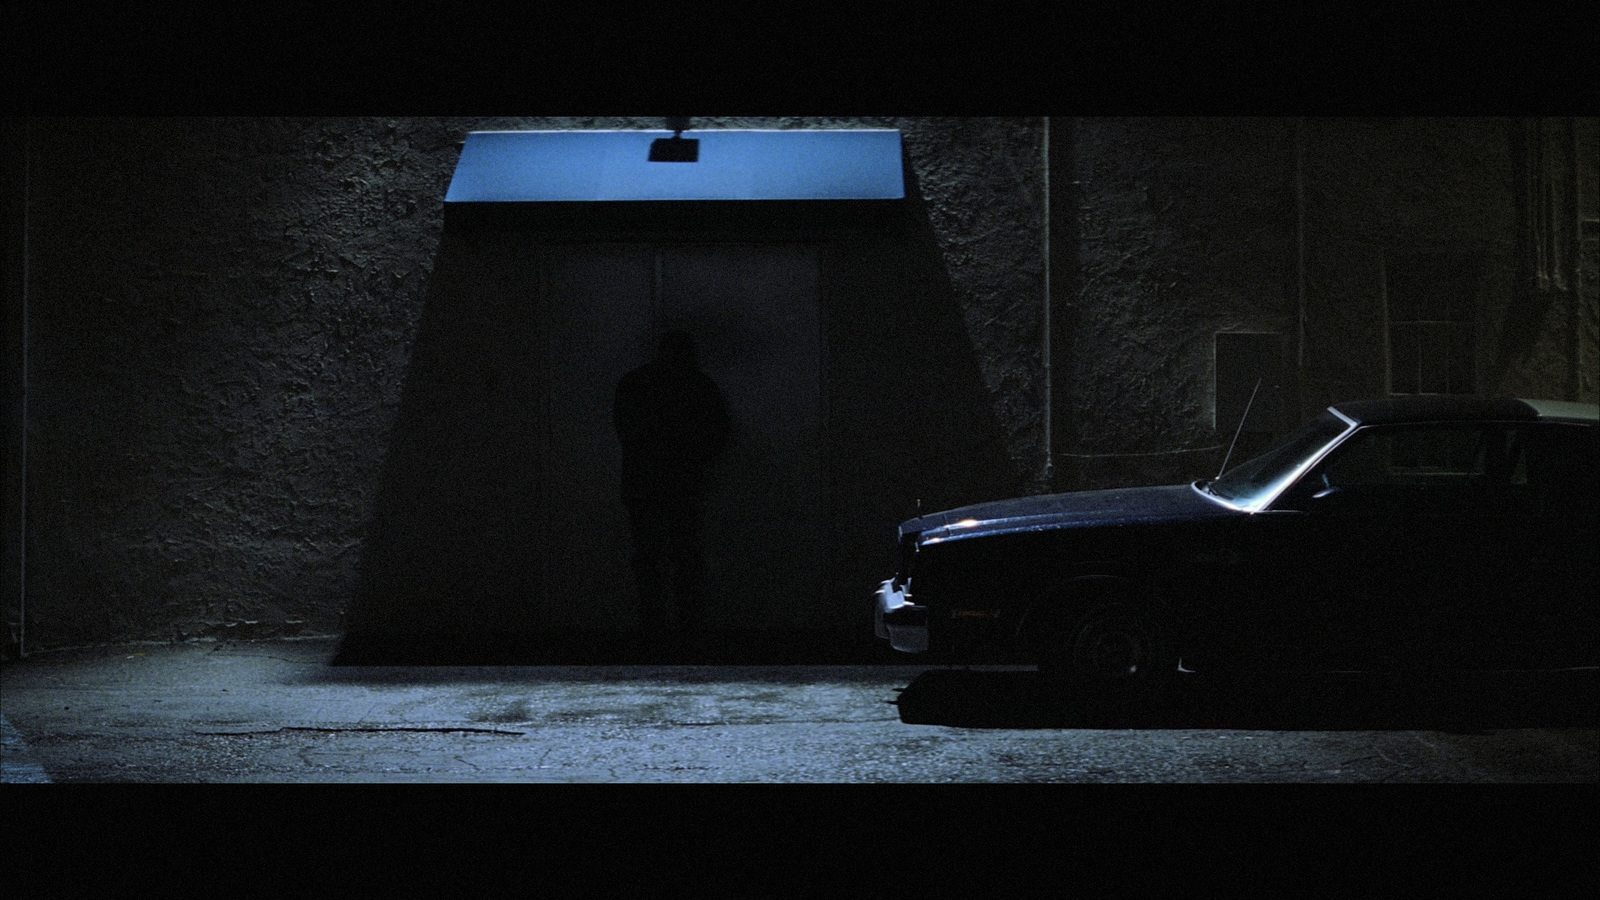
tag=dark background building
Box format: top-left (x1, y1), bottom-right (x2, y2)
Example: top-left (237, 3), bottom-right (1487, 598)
top-left (3, 117), bottom-right (1595, 658)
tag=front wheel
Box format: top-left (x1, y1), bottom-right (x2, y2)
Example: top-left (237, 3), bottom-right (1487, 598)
top-left (1039, 604), bottom-right (1176, 720)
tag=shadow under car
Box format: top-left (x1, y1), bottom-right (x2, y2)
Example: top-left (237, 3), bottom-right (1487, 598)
top-left (892, 667), bottom-right (1600, 731)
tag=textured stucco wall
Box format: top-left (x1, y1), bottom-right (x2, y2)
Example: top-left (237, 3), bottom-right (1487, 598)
top-left (18, 116), bottom-right (1047, 649)
top-left (1062, 117), bottom-right (1594, 491)
top-left (901, 119), bottom-right (1049, 487)
top-left (24, 118), bottom-right (461, 646)
top-left (1580, 118), bottom-right (1600, 403)
top-left (1300, 117), bottom-right (1520, 410)
top-left (1300, 117), bottom-right (1597, 410)
top-left (16, 116), bottom-right (1590, 650)
top-left (1494, 116), bottom-right (1600, 405)
top-left (1063, 117), bottom-right (1297, 487)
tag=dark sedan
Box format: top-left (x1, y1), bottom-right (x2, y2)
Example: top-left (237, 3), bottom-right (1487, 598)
top-left (875, 395), bottom-right (1598, 710)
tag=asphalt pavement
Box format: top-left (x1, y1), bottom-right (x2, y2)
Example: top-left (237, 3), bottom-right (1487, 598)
top-left (2, 637), bottom-right (1596, 782)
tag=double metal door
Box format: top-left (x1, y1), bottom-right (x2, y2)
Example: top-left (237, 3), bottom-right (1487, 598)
top-left (538, 244), bottom-right (825, 629)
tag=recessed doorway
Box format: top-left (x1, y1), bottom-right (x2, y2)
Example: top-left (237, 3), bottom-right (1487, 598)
top-left (538, 243), bottom-right (825, 629)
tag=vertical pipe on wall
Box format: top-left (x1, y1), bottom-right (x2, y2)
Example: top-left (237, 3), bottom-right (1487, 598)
top-left (1567, 116), bottom-right (1582, 401)
top-left (1531, 118), bottom-right (1551, 292)
top-left (15, 121), bottom-right (27, 658)
top-left (1042, 117), bottom-right (1052, 487)
top-left (1295, 118), bottom-right (1307, 375)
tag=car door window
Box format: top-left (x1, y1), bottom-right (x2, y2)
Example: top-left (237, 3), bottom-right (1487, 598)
top-left (1310, 425), bottom-right (1499, 513)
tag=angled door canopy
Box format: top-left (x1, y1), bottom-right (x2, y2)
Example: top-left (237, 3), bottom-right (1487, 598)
top-left (444, 129), bottom-right (905, 203)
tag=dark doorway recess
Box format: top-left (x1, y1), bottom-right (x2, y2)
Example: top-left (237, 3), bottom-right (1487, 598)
top-left (337, 195), bottom-right (1020, 664)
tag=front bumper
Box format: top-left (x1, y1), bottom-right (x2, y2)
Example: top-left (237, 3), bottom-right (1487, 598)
top-left (874, 579), bottom-right (929, 652)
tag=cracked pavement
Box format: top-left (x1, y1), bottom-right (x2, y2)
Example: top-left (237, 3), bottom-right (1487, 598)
top-left (2, 638), bottom-right (1595, 782)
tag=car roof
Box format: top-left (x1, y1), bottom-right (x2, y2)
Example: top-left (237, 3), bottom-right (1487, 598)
top-left (1327, 395), bottom-right (1599, 426)
top-left (1518, 398), bottom-right (1600, 423)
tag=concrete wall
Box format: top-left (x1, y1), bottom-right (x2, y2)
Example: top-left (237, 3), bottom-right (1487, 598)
top-left (1300, 117), bottom-right (1519, 410)
top-left (17, 119), bottom-right (452, 649)
top-left (7, 117), bottom-right (1047, 651)
top-left (5, 116), bottom-right (1593, 653)
top-left (1058, 117), bottom-right (1299, 488)
top-left (1059, 116), bottom-right (1597, 491)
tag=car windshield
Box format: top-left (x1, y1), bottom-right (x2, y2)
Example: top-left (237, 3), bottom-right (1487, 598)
top-left (1203, 411), bottom-right (1352, 510)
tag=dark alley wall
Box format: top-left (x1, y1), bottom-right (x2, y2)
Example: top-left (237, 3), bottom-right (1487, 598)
top-left (16, 118), bottom-right (457, 649)
top-left (6, 117), bottom-right (1593, 653)
top-left (1059, 117), bottom-right (1597, 490)
top-left (8, 117), bottom-right (1047, 651)
top-left (1060, 118), bottom-right (1300, 488)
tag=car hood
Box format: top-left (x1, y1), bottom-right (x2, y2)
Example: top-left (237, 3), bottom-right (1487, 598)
top-left (902, 484), bottom-right (1237, 545)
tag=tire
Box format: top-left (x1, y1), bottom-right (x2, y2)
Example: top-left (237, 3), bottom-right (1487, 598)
top-left (1039, 603), bottom-right (1175, 721)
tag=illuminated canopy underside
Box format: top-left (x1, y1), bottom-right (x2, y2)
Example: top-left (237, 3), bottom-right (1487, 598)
top-left (444, 130), bottom-right (906, 203)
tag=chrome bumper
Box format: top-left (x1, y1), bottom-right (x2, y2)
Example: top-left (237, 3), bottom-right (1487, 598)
top-left (874, 579), bottom-right (929, 653)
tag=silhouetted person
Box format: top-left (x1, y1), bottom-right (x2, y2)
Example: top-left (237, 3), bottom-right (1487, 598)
top-left (614, 331), bottom-right (732, 631)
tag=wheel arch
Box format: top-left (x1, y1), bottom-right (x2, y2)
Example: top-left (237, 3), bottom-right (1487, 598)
top-left (1015, 570), bottom-right (1156, 656)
